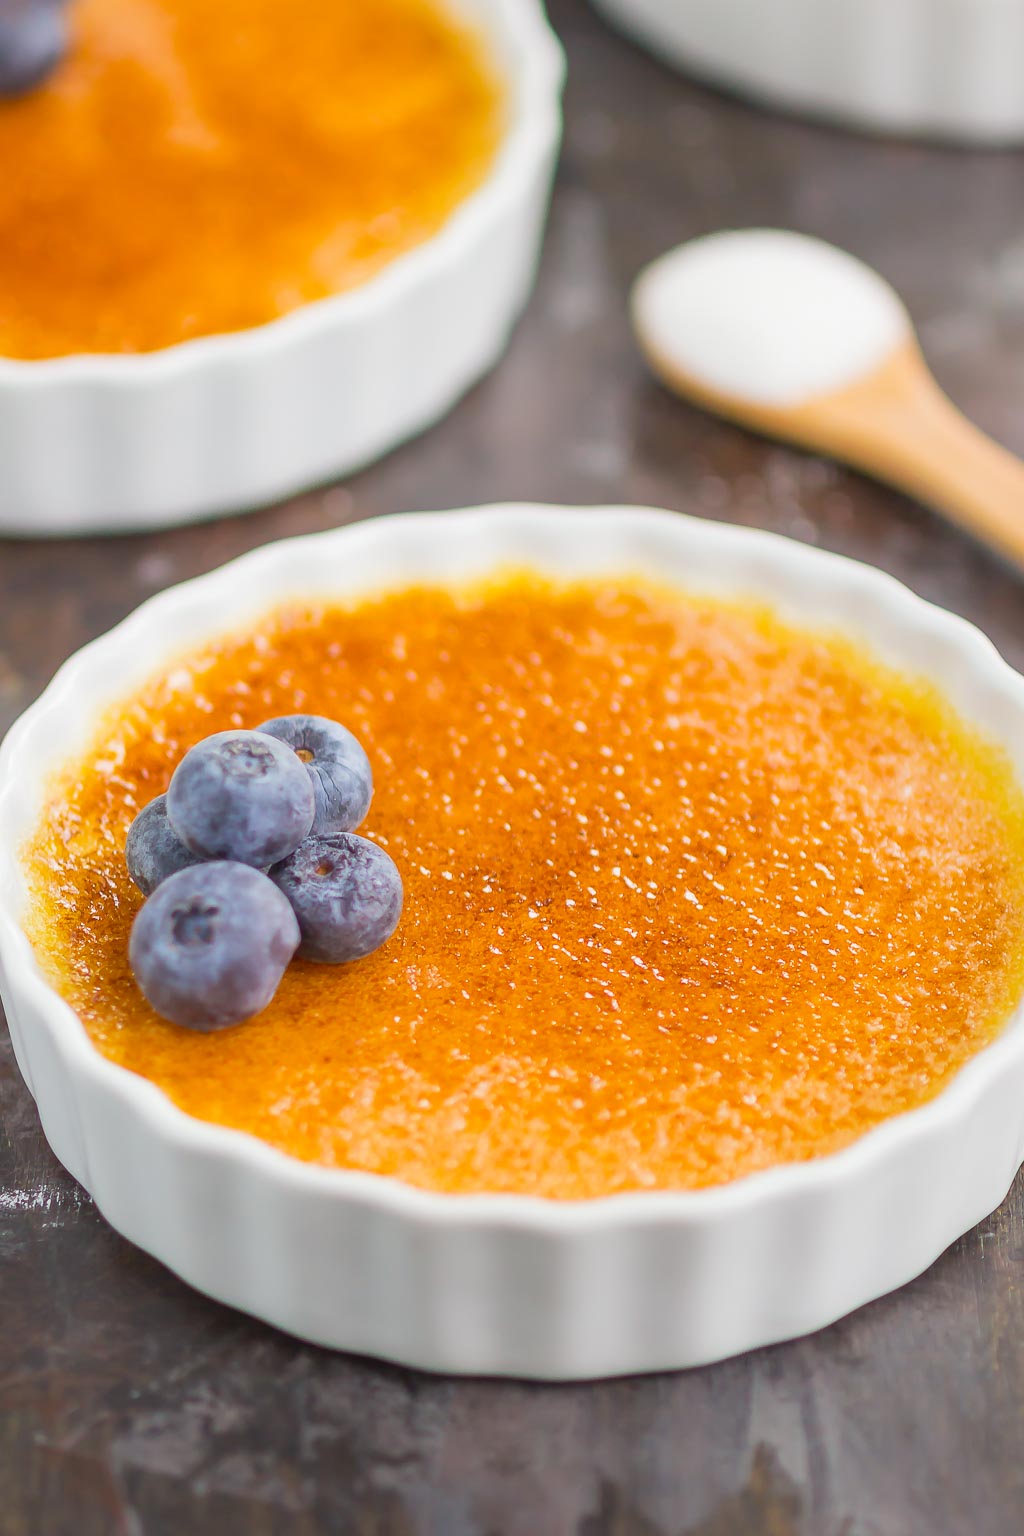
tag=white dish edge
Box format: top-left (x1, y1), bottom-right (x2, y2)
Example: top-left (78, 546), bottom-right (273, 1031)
top-left (591, 0), bottom-right (1024, 144)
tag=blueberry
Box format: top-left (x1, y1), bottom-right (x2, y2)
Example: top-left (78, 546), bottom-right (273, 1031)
top-left (257, 714), bottom-right (373, 836)
top-left (0, 2), bottom-right (68, 98)
top-left (129, 862), bottom-right (300, 1030)
top-left (270, 832), bottom-right (403, 964)
top-left (125, 793), bottom-right (204, 896)
top-left (167, 730), bottom-right (315, 869)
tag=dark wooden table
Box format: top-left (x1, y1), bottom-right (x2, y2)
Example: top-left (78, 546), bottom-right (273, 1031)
top-left (6, 3), bottom-right (1024, 1531)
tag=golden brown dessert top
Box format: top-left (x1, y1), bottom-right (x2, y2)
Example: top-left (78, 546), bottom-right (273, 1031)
top-left (0, 0), bottom-right (502, 359)
top-left (23, 575), bottom-right (1024, 1199)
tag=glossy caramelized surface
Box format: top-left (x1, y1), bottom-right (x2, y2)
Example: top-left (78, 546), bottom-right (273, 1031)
top-left (0, 0), bottom-right (502, 359)
top-left (23, 576), bottom-right (1024, 1198)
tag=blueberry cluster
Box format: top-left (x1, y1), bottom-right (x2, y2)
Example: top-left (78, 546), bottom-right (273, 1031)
top-left (125, 715), bottom-right (403, 1031)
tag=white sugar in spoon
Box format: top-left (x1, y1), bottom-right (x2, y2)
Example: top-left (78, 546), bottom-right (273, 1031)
top-left (632, 229), bottom-right (1024, 570)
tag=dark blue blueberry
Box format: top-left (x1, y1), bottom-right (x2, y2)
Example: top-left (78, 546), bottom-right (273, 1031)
top-left (129, 862), bottom-right (300, 1030)
top-left (125, 793), bottom-right (204, 896)
top-left (257, 714), bottom-right (372, 836)
top-left (167, 730), bottom-right (315, 869)
top-left (270, 832), bottom-right (402, 964)
top-left (0, 1), bottom-right (68, 98)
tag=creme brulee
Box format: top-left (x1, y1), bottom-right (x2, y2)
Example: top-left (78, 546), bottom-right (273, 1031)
top-left (23, 577), bottom-right (1024, 1199)
top-left (0, 0), bottom-right (503, 359)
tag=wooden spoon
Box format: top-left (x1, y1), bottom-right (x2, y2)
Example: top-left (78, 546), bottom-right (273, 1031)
top-left (632, 229), bottom-right (1024, 570)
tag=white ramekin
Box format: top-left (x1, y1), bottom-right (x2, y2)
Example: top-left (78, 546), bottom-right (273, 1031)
top-left (0, 2), bottom-right (563, 538)
top-left (591, 0), bottom-right (1024, 144)
top-left (3, 505), bottom-right (1024, 1379)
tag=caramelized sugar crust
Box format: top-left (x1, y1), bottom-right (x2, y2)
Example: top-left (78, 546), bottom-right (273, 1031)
top-left (0, 0), bottom-right (502, 358)
top-left (23, 577), bottom-right (1024, 1198)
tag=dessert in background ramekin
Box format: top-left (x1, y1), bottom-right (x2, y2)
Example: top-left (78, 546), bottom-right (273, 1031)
top-left (4, 505), bottom-right (1024, 1377)
top-left (0, 0), bottom-right (563, 535)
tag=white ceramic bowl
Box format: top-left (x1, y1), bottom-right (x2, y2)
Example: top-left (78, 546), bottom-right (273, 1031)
top-left (4, 504), bottom-right (1024, 1379)
top-left (592, 0), bottom-right (1024, 144)
top-left (0, 2), bottom-right (563, 538)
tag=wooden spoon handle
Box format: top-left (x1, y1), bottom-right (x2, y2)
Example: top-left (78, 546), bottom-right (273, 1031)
top-left (813, 344), bottom-right (1024, 572)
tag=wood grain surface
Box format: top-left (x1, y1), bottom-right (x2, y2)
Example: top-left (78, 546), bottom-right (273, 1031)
top-left (4, 2), bottom-right (1024, 1531)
